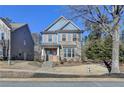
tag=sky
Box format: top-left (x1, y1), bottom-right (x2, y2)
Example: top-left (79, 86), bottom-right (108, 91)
top-left (0, 5), bottom-right (82, 33)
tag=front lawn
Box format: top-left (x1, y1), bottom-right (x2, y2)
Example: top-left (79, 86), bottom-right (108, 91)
top-left (0, 60), bottom-right (124, 76)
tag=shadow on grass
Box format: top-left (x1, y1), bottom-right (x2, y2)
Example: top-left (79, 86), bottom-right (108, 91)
top-left (32, 73), bottom-right (82, 78)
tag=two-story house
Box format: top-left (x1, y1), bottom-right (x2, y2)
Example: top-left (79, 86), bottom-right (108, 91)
top-left (0, 18), bottom-right (34, 60)
top-left (41, 16), bottom-right (82, 62)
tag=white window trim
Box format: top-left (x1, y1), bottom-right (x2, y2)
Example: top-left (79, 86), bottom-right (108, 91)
top-left (64, 48), bottom-right (75, 58)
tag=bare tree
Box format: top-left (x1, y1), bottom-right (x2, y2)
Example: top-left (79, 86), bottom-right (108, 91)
top-left (4, 17), bottom-right (13, 23)
top-left (68, 5), bottom-right (124, 73)
top-left (32, 33), bottom-right (41, 45)
top-left (32, 33), bottom-right (42, 61)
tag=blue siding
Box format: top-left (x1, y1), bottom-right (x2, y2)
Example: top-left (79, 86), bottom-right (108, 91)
top-left (58, 33), bottom-right (61, 42)
top-left (68, 33), bottom-right (71, 41)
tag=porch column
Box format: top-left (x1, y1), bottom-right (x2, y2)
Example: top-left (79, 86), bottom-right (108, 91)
top-left (41, 48), bottom-right (45, 61)
top-left (57, 47), bottom-right (59, 62)
top-left (41, 48), bottom-right (44, 56)
top-left (57, 34), bottom-right (58, 44)
top-left (57, 47), bottom-right (59, 56)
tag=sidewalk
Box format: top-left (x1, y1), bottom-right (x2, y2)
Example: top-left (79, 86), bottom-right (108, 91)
top-left (1, 78), bottom-right (124, 82)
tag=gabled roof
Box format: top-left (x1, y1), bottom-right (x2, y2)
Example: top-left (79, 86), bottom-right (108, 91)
top-left (41, 30), bottom-right (81, 34)
top-left (62, 21), bottom-right (80, 30)
top-left (43, 16), bottom-right (80, 32)
top-left (10, 23), bottom-right (26, 31)
top-left (0, 17), bottom-right (27, 31)
top-left (0, 17), bottom-right (12, 29)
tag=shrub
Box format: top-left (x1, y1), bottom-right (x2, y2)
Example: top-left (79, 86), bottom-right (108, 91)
top-left (85, 39), bottom-right (112, 62)
top-left (85, 36), bottom-right (124, 63)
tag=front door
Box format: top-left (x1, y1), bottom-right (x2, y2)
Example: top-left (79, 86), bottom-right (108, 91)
top-left (46, 50), bottom-right (50, 61)
top-left (45, 48), bottom-right (57, 61)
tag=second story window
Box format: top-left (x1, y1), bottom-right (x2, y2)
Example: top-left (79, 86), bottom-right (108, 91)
top-left (48, 34), bottom-right (52, 42)
top-left (53, 34), bottom-right (57, 43)
top-left (62, 34), bottom-right (66, 41)
top-left (72, 48), bottom-right (75, 57)
top-left (64, 48), bottom-right (67, 57)
top-left (73, 33), bottom-right (77, 41)
top-left (1, 33), bottom-right (4, 40)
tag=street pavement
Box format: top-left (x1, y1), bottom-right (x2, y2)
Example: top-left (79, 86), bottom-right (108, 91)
top-left (0, 81), bottom-right (124, 87)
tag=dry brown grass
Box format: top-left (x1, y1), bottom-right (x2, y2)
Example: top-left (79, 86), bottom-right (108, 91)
top-left (1, 60), bottom-right (124, 76)
top-left (38, 64), bottom-right (108, 75)
top-left (0, 61), bottom-right (40, 70)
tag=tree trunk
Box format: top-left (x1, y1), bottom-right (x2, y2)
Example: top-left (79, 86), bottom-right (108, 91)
top-left (111, 29), bottom-right (120, 73)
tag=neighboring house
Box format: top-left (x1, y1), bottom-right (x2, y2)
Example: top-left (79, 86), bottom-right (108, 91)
top-left (32, 33), bottom-right (42, 61)
top-left (0, 18), bottom-right (34, 60)
top-left (41, 16), bottom-right (82, 62)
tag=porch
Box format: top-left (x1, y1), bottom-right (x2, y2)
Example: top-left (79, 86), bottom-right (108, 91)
top-left (0, 40), bottom-right (9, 59)
top-left (41, 44), bottom-right (61, 62)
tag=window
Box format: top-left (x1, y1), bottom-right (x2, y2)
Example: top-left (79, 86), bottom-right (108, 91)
top-left (62, 34), bottom-right (66, 41)
top-left (64, 48), bottom-right (75, 57)
top-left (42, 35), bottom-right (46, 43)
top-left (58, 34), bottom-right (61, 42)
top-left (1, 33), bottom-right (4, 40)
top-left (72, 48), bottom-right (75, 57)
top-left (64, 48), bottom-right (66, 57)
top-left (73, 33), bottom-right (76, 41)
top-left (68, 48), bottom-right (71, 57)
top-left (48, 34), bottom-right (52, 42)
top-left (53, 34), bottom-right (57, 43)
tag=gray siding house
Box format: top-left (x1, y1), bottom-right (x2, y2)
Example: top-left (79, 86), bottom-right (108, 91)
top-left (40, 16), bottom-right (82, 62)
top-left (0, 18), bottom-right (34, 60)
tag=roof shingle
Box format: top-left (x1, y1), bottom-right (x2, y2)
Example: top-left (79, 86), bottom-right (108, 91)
top-left (10, 23), bottom-right (26, 31)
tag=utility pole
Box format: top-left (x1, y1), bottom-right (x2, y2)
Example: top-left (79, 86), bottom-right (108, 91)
top-left (8, 31), bottom-right (11, 65)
